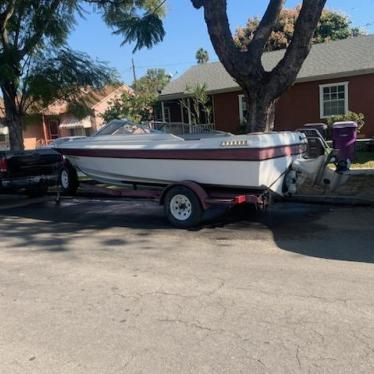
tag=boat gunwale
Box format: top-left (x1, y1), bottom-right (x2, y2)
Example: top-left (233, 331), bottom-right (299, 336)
top-left (57, 143), bottom-right (307, 162)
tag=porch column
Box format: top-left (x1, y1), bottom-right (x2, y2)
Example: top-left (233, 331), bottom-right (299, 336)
top-left (180, 101), bottom-right (184, 123)
top-left (187, 98), bottom-right (192, 125)
top-left (187, 98), bottom-right (192, 133)
top-left (42, 114), bottom-right (49, 145)
top-left (161, 101), bottom-right (166, 123)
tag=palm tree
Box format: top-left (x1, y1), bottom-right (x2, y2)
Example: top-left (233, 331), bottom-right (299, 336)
top-left (196, 48), bottom-right (209, 64)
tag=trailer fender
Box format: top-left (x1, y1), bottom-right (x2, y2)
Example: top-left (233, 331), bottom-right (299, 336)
top-left (160, 181), bottom-right (208, 210)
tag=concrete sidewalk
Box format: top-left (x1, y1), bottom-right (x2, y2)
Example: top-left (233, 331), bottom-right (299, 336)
top-left (294, 169), bottom-right (374, 205)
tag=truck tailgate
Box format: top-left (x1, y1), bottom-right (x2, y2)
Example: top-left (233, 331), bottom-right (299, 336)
top-left (1, 149), bottom-right (62, 178)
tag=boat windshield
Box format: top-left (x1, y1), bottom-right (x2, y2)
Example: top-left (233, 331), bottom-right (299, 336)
top-left (94, 120), bottom-right (159, 136)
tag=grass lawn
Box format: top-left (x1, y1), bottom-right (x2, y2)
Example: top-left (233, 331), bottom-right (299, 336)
top-left (352, 151), bottom-right (374, 169)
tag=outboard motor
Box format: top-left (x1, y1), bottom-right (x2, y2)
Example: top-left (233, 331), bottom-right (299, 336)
top-left (331, 121), bottom-right (358, 173)
top-left (283, 122), bottom-right (357, 196)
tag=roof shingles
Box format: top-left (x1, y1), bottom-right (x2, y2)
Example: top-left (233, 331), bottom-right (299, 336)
top-left (161, 35), bottom-right (374, 98)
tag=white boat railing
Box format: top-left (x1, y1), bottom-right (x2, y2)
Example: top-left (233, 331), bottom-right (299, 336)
top-left (149, 122), bottom-right (216, 135)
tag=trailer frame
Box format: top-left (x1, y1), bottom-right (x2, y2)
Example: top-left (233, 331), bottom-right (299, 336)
top-left (57, 177), bottom-right (271, 228)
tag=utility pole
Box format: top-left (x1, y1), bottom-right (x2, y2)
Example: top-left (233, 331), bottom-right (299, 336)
top-left (131, 58), bottom-right (137, 83)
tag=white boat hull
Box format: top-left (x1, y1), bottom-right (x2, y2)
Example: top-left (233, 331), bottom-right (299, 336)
top-left (57, 130), bottom-right (307, 196)
top-left (66, 154), bottom-right (297, 195)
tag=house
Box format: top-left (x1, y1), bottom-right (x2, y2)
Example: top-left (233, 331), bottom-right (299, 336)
top-left (158, 35), bottom-right (374, 137)
top-left (0, 84), bottom-right (131, 150)
top-left (35, 84), bottom-right (132, 148)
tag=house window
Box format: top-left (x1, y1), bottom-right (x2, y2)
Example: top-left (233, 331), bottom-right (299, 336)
top-left (69, 127), bottom-right (86, 137)
top-left (319, 82), bottom-right (348, 118)
top-left (238, 95), bottom-right (248, 123)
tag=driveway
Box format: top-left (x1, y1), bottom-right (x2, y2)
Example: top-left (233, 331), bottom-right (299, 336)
top-left (0, 197), bottom-right (374, 374)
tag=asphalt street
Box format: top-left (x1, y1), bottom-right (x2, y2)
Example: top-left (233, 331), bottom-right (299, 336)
top-left (0, 197), bottom-right (374, 373)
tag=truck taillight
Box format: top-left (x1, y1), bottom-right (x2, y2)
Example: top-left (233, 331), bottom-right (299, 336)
top-left (0, 157), bottom-right (8, 173)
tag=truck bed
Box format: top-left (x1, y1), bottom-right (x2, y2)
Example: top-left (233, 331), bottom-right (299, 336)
top-left (0, 149), bottom-right (62, 192)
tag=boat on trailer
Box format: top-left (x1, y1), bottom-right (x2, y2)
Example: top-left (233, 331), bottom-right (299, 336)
top-left (54, 120), bottom-right (355, 227)
top-left (56, 120), bottom-right (307, 196)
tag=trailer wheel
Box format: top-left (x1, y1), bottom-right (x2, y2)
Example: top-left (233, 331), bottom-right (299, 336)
top-left (164, 186), bottom-right (203, 228)
top-left (59, 164), bottom-right (79, 195)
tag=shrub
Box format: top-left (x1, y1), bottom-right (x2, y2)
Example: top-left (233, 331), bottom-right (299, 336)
top-left (326, 111), bottom-right (365, 132)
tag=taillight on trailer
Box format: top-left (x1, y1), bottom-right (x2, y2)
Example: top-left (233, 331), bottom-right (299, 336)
top-left (0, 157), bottom-right (8, 173)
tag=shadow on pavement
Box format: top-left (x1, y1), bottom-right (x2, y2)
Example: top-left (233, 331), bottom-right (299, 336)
top-left (0, 197), bottom-right (373, 263)
top-left (221, 203), bottom-right (374, 264)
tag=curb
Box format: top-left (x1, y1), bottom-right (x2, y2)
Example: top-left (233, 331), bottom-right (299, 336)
top-left (289, 194), bottom-right (374, 206)
top-left (349, 169), bottom-right (374, 175)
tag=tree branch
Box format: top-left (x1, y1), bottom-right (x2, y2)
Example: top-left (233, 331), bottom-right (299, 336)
top-left (20, 0), bottom-right (62, 59)
top-left (269, 0), bottom-right (327, 97)
top-left (246, 0), bottom-right (284, 61)
top-left (0, 0), bottom-right (16, 48)
top-left (191, 0), bottom-right (205, 8)
top-left (193, 0), bottom-right (247, 82)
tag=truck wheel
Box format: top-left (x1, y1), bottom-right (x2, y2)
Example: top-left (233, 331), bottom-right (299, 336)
top-left (59, 164), bottom-right (79, 195)
top-left (164, 186), bottom-right (203, 228)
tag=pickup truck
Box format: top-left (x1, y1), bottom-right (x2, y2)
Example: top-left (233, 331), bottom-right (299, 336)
top-left (0, 149), bottom-right (63, 196)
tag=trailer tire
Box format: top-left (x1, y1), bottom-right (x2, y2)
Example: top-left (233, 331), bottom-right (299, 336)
top-left (59, 164), bottom-right (79, 195)
top-left (164, 186), bottom-right (203, 228)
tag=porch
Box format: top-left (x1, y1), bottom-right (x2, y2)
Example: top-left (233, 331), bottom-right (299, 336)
top-left (37, 114), bottom-right (95, 147)
top-left (156, 97), bottom-right (215, 132)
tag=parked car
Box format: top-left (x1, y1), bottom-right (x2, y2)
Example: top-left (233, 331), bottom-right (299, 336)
top-left (0, 149), bottom-right (63, 196)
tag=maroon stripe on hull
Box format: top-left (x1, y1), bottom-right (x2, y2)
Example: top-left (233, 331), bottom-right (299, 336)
top-left (58, 144), bottom-right (306, 161)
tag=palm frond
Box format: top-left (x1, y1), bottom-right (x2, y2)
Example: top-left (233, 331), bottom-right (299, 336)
top-left (113, 13), bottom-right (165, 52)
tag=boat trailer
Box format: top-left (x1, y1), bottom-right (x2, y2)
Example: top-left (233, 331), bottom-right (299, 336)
top-left (56, 176), bottom-right (270, 228)
top-left (56, 121), bottom-right (357, 228)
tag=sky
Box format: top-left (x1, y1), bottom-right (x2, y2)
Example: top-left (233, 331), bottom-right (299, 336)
top-left (68, 0), bottom-right (374, 85)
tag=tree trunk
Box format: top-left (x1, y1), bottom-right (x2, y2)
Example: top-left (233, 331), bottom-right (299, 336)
top-left (192, 0), bottom-right (327, 134)
top-left (245, 91), bottom-right (277, 133)
top-left (1, 85), bottom-right (24, 151)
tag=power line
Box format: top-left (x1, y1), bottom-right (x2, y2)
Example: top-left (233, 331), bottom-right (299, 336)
top-left (121, 59), bottom-right (218, 72)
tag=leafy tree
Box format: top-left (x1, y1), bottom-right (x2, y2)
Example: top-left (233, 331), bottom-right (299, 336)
top-left (0, 0), bottom-right (166, 151)
top-left (191, 0), bottom-right (327, 132)
top-left (103, 68), bottom-right (171, 123)
top-left (195, 48), bottom-right (209, 64)
top-left (180, 83), bottom-right (212, 124)
top-left (102, 91), bottom-right (154, 123)
top-left (235, 6), bottom-right (365, 52)
top-left (133, 68), bottom-right (171, 95)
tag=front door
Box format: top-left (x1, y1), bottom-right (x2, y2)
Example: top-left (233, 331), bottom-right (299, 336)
top-left (48, 120), bottom-right (60, 139)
